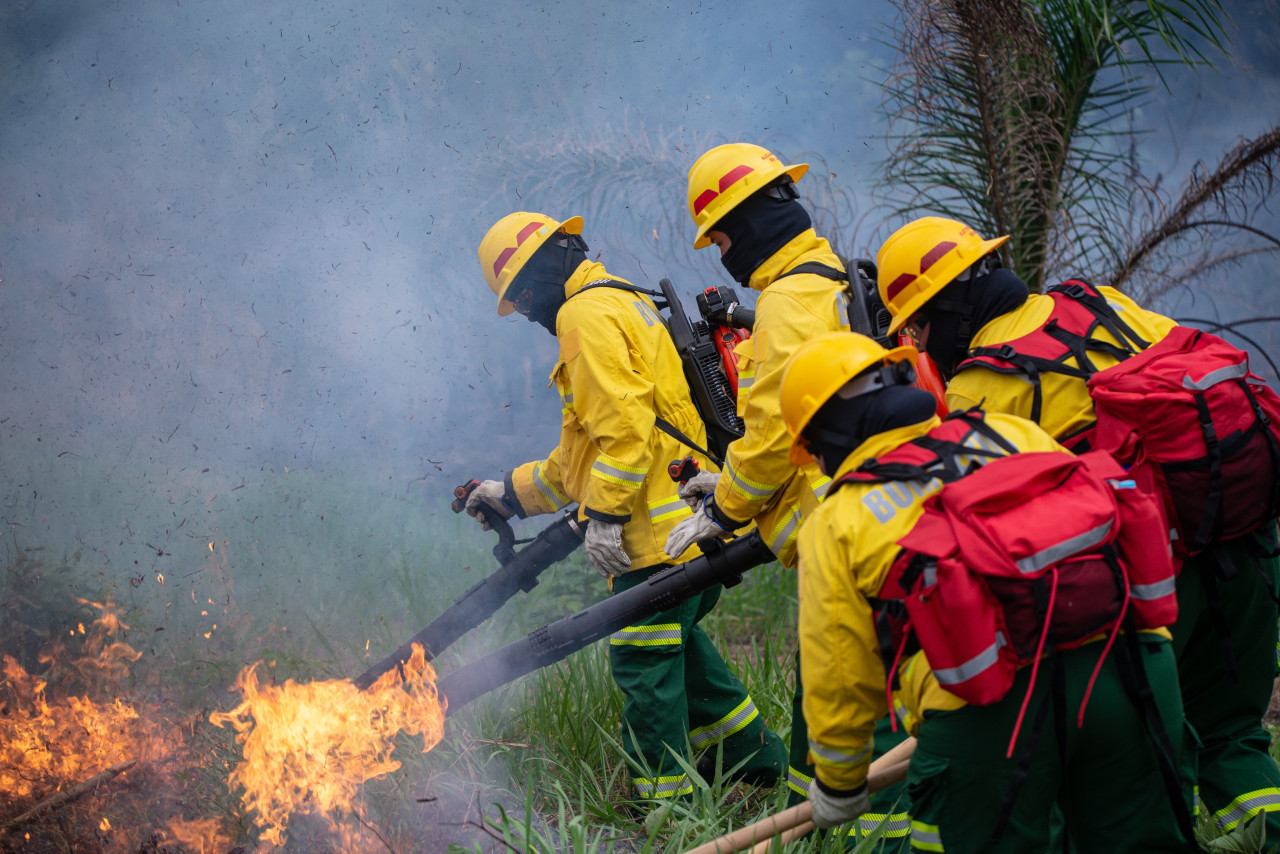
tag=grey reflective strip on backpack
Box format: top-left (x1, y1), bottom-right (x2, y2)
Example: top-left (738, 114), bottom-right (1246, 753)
top-left (1131, 577), bottom-right (1177, 601)
top-left (933, 633), bottom-right (1006, 687)
top-left (1014, 520), bottom-right (1114, 574)
top-left (1183, 362), bottom-right (1248, 391)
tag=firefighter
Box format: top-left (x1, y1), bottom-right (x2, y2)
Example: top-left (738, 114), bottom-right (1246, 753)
top-left (875, 215), bottom-right (1280, 838)
top-left (469, 211), bottom-right (786, 805)
top-left (661, 142), bottom-right (911, 828)
top-left (779, 331), bottom-right (1197, 853)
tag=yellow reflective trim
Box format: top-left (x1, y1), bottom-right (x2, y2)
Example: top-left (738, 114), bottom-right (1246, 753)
top-left (633, 773), bottom-right (694, 798)
top-left (597, 454), bottom-right (647, 474)
top-left (724, 460), bottom-right (779, 500)
top-left (851, 812), bottom-right (912, 839)
top-left (1213, 786), bottom-right (1280, 831)
top-left (689, 696), bottom-right (758, 748)
top-left (648, 496), bottom-right (694, 523)
top-left (610, 622), bottom-right (682, 647)
top-left (786, 765), bottom-right (813, 796)
top-left (592, 470), bottom-right (646, 488)
top-left (911, 819), bottom-right (944, 851)
top-left (811, 474), bottom-right (831, 500)
top-left (591, 455), bottom-right (646, 488)
top-left (533, 463), bottom-right (570, 508)
top-left (767, 507), bottom-right (801, 555)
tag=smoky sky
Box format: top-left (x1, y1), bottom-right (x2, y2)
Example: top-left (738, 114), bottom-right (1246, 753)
top-left (1, 0), bottom-right (1277, 641)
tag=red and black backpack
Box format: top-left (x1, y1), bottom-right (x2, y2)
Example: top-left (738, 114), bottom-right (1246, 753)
top-left (834, 411), bottom-right (1176, 713)
top-left (832, 409), bottom-right (1189, 841)
top-left (954, 279), bottom-right (1280, 562)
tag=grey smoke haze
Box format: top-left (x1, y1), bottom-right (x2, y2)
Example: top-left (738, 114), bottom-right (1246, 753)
top-left (1, 0), bottom-right (1277, 669)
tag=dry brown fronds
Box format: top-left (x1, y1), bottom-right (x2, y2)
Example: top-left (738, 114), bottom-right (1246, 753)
top-left (1111, 126), bottom-right (1280, 301)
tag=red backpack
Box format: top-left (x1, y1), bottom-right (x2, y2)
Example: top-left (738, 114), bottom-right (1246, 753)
top-left (1088, 326), bottom-right (1280, 559)
top-left (834, 412), bottom-right (1190, 841)
top-left (878, 451), bottom-right (1176, 716)
top-left (835, 411), bottom-right (1175, 700)
top-left (957, 279), bottom-right (1280, 560)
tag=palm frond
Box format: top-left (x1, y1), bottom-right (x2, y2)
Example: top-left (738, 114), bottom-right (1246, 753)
top-left (1110, 126), bottom-right (1280, 301)
top-left (877, 0), bottom-right (1230, 291)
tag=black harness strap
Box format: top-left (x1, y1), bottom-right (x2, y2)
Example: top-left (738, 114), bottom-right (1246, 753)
top-left (574, 278), bottom-right (669, 310)
top-left (572, 279), bottom-right (727, 464)
top-left (654, 416), bottom-right (722, 468)
top-left (962, 282), bottom-right (1149, 425)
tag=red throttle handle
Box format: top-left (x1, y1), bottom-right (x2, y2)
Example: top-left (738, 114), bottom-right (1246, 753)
top-left (668, 456), bottom-right (701, 484)
top-left (451, 478), bottom-right (481, 513)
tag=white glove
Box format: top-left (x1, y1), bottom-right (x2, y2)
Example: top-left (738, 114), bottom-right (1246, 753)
top-left (584, 520), bottom-right (631, 578)
top-left (464, 480), bottom-right (515, 531)
top-left (664, 497), bottom-right (731, 558)
top-left (808, 781), bottom-right (871, 829)
top-left (677, 470), bottom-right (721, 509)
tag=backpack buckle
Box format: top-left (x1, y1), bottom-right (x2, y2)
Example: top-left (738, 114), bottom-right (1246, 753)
top-left (995, 345), bottom-right (1019, 361)
top-left (1058, 282), bottom-right (1087, 300)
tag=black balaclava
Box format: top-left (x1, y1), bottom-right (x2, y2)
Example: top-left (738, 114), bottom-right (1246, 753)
top-left (803, 377), bottom-right (938, 473)
top-left (920, 265), bottom-right (1029, 380)
top-left (714, 180), bottom-right (812, 285)
top-left (510, 233), bottom-right (589, 334)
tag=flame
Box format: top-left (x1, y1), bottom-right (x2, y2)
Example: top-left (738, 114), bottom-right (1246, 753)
top-left (210, 642), bottom-right (445, 846)
top-left (0, 600), bottom-right (148, 801)
top-left (161, 816), bottom-right (228, 854)
top-left (0, 598), bottom-right (237, 853)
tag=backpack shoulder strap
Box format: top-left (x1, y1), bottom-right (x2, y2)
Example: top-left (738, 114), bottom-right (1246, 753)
top-left (957, 284), bottom-right (1143, 425)
top-left (777, 262), bottom-right (849, 282)
top-left (1048, 280), bottom-right (1150, 355)
top-left (829, 411), bottom-right (1011, 496)
top-left (573, 278), bottom-right (669, 310)
top-left (777, 261), bottom-right (886, 339)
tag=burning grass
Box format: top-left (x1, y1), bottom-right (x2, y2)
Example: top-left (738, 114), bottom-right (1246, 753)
top-left (208, 644), bottom-right (444, 847)
top-left (0, 598), bottom-right (237, 853)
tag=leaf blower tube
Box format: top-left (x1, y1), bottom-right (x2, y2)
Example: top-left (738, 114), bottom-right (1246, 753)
top-left (436, 530), bottom-right (775, 715)
top-left (352, 510), bottom-right (587, 691)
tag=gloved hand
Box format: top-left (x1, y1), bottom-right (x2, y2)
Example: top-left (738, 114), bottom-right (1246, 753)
top-left (664, 496), bottom-right (737, 558)
top-left (584, 520), bottom-right (631, 578)
top-left (677, 470), bottom-right (721, 509)
top-left (808, 780), bottom-right (871, 829)
top-left (464, 480), bottom-right (515, 531)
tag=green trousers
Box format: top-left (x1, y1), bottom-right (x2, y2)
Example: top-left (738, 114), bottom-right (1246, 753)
top-left (787, 652), bottom-right (912, 848)
top-left (906, 636), bottom-right (1196, 854)
top-left (1171, 528), bottom-right (1280, 837)
top-left (609, 565), bottom-right (786, 800)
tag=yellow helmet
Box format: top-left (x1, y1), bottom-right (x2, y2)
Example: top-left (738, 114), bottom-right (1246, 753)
top-left (876, 217), bottom-right (1009, 334)
top-left (478, 211), bottom-right (584, 316)
top-left (780, 332), bottom-right (918, 465)
top-left (686, 143), bottom-right (808, 250)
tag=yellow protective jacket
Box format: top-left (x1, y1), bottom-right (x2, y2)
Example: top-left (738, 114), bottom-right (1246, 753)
top-left (796, 412), bottom-right (1070, 791)
top-left (712, 229), bottom-right (850, 567)
top-left (506, 261), bottom-right (708, 570)
top-left (946, 285), bottom-right (1178, 442)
